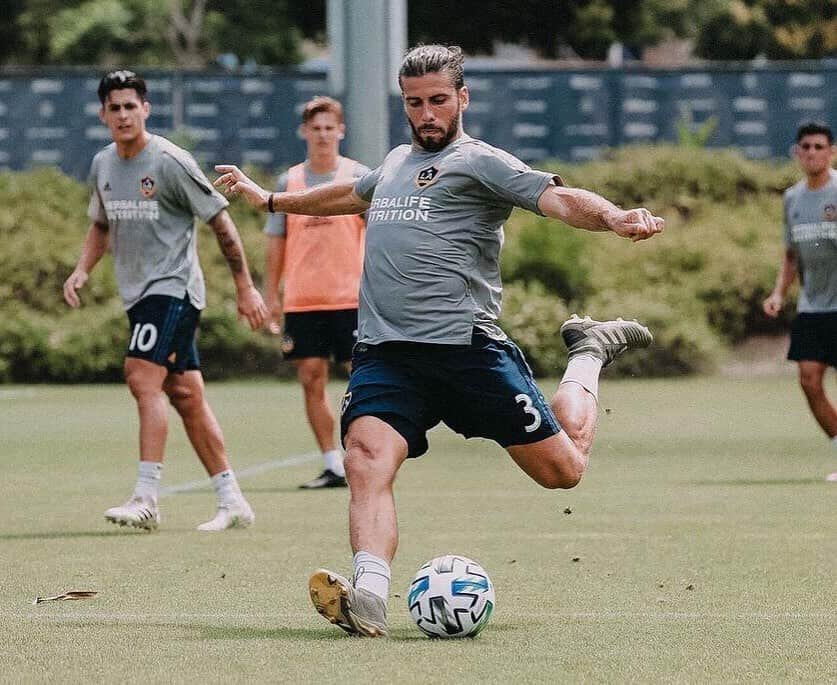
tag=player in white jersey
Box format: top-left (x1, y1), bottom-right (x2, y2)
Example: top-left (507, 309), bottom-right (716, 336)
top-left (215, 45), bottom-right (663, 635)
top-left (764, 122), bottom-right (837, 479)
top-left (63, 70), bottom-right (267, 531)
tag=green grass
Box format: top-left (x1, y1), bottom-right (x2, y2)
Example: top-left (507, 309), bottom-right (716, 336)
top-left (3, 376), bottom-right (837, 683)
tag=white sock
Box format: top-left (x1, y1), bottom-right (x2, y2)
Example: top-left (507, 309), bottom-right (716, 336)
top-left (353, 551), bottom-right (391, 601)
top-left (324, 449), bottom-right (345, 477)
top-left (559, 354), bottom-right (603, 401)
top-left (211, 469), bottom-right (243, 506)
top-left (133, 461), bottom-right (162, 502)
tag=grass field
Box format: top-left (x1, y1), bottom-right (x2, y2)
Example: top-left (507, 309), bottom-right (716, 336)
top-left (3, 375), bottom-right (837, 683)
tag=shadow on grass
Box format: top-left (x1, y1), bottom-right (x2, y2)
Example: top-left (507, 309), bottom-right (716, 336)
top-left (690, 478), bottom-right (824, 486)
top-left (0, 530), bottom-right (142, 541)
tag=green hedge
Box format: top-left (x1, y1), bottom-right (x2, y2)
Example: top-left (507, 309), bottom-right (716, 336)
top-left (0, 147), bottom-right (800, 382)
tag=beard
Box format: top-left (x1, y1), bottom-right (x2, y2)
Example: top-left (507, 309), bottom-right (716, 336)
top-left (409, 110), bottom-right (461, 152)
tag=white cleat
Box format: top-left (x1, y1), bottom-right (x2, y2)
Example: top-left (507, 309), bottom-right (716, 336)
top-left (196, 498), bottom-right (255, 531)
top-left (104, 497), bottom-right (160, 531)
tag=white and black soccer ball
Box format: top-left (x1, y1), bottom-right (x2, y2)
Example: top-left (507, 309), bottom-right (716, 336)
top-left (407, 554), bottom-right (495, 638)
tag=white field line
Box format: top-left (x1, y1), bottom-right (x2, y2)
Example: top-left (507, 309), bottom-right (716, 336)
top-left (0, 389), bottom-right (39, 400)
top-left (7, 610), bottom-right (837, 622)
top-left (158, 451), bottom-right (320, 497)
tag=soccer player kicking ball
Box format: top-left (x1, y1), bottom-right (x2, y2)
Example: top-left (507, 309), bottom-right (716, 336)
top-left (215, 45), bottom-right (663, 635)
top-left (64, 70), bottom-right (267, 531)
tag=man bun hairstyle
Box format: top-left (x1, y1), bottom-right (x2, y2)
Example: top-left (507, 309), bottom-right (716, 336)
top-left (398, 44), bottom-right (465, 90)
top-left (796, 121), bottom-right (833, 144)
top-left (97, 70), bottom-right (147, 104)
top-left (301, 95), bottom-right (344, 124)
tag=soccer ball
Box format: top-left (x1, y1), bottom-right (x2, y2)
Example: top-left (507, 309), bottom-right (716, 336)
top-left (407, 554), bottom-right (495, 638)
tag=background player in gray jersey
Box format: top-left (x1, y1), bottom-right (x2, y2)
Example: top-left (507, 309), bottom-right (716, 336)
top-left (764, 122), bottom-right (837, 479)
top-left (216, 44), bottom-right (663, 636)
top-left (63, 70), bottom-right (267, 531)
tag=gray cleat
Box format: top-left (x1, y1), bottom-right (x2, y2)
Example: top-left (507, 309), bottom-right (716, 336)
top-left (308, 569), bottom-right (388, 637)
top-left (560, 315), bottom-right (652, 367)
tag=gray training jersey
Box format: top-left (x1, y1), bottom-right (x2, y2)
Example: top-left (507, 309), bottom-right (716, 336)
top-left (264, 160), bottom-right (369, 236)
top-left (784, 169), bottom-right (837, 313)
top-left (88, 135), bottom-right (228, 310)
top-left (354, 134), bottom-right (556, 345)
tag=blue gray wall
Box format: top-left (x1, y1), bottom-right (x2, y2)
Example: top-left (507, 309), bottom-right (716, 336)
top-left (1, 63), bottom-right (835, 179)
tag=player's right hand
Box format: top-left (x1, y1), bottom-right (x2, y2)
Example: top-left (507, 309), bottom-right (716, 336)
top-left (264, 294), bottom-right (282, 336)
top-left (214, 164), bottom-right (270, 211)
top-left (62, 269), bottom-right (89, 308)
top-left (762, 292), bottom-right (783, 318)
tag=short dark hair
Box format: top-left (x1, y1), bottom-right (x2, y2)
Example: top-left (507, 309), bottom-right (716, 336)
top-left (398, 44), bottom-right (465, 90)
top-left (97, 70), bottom-right (147, 104)
top-left (796, 121), bottom-right (833, 144)
top-left (301, 96), bottom-right (344, 124)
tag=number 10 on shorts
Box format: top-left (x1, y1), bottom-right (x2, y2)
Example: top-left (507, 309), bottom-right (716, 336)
top-left (129, 322), bottom-right (159, 352)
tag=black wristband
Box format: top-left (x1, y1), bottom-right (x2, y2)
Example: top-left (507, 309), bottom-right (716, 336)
top-left (267, 192), bottom-right (275, 213)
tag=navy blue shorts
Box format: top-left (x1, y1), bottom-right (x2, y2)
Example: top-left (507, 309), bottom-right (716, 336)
top-left (788, 312), bottom-right (837, 367)
top-left (340, 332), bottom-right (561, 458)
top-left (282, 309), bottom-right (357, 362)
top-left (126, 294), bottom-right (201, 373)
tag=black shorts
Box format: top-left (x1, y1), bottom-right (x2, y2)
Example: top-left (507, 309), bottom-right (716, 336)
top-left (281, 309), bottom-right (358, 363)
top-left (788, 312), bottom-right (837, 366)
top-left (126, 294), bottom-right (201, 373)
top-left (340, 331), bottom-right (561, 458)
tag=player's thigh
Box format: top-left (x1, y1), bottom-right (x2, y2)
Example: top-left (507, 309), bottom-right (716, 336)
top-left (441, 335), bottom-right (559, 447)
top-left (506, 431), bottom-right (584, 489)
top-left (329, 308), bottom-right (359, 363)
top-left (126, 294), bottom-right (200, 372)
top-left (281, 311), bottom-right (330, 360)
top-left (798, 359), bottom-right (828, 394)
top-left (340, 346), bottom-right (440, 458)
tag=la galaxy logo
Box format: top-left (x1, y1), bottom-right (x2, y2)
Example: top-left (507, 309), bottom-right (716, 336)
top-left (825, 204), bottom-right (836, 221)
top-left (140, 176), bottom-right (156, 198)
top-left (415, 165), bottom-right (440, 189)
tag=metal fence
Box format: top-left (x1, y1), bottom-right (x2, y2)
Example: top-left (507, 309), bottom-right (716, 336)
top-left (1, 62), bottom-right (835, 178)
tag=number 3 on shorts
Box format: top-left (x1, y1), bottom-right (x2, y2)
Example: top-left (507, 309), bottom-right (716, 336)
top-left (515, 393), bottom-right (542, 433)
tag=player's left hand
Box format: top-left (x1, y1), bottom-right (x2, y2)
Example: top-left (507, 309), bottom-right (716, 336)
top-left (214, 165), bottom-right (270, 211)
top-left (605, 208), bottom-right (664, 242)
top-left (237, 284), bottom-right (268, 330)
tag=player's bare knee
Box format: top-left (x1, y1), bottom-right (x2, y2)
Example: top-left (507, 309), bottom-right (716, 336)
top-left (166, 383), bottom-right (198, 413)
top-left (125, 369), bottom-right (160, 401)
top-left (537, 465), bottom-right (583, 490)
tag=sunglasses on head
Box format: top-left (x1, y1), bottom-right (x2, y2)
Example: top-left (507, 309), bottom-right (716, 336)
top-left (799, 142), bottom-right (828, 150)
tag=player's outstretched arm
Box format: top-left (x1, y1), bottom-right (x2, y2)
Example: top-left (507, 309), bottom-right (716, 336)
top-left (537, 184), bottom-right (664, 242)
top-left (214, 164), bottom-right (369, 217)
top-left (207, 209), bottom-right (268, 330)
top-left (63, 222), bottom-right (109, 308)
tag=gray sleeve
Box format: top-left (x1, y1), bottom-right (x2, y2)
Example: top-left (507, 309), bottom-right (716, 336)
top-left (86, 155), bottom-right (107, 225)
top-left (264, 172), bottom-right (290, 237)
top-left (161, 151), bottom-right (229, 223)
top-left (462, 144), bottom-right (556, 215)
top-left (354, 165), bottom-right (382, 203)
